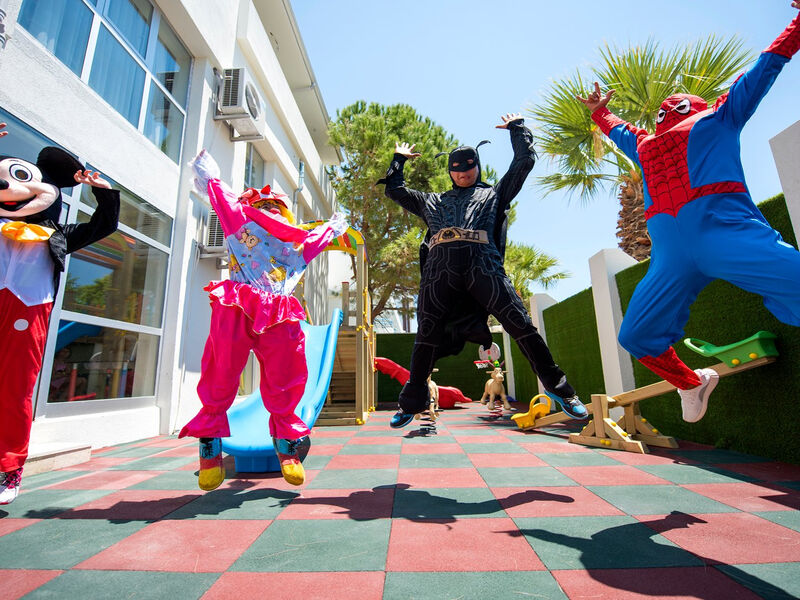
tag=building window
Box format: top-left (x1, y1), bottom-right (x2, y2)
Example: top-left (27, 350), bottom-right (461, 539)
top-left (244, 144), bottom-right (265, 189)
top-left (17, 0), bottom-right (92, 75)
top-left (18, 0), bottom-right (191, 163)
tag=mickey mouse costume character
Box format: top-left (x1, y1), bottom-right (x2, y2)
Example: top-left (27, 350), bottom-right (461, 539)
top-left (0, 123), bottom-right (120, 504)
top-left (380, 113), bottom-right (587, 428)
top-left (578, 2), bottom-right (800, 423)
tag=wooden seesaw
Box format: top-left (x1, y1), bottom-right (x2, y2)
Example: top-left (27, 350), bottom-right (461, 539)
top-left (512, 331), bottom-right (779, 454)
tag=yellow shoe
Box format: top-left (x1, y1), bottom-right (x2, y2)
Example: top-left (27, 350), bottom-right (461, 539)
top-left (198, 437), bottom-right (225, 491)
top-left (273, 436), bottom-right (311, 486)
top-left (279, 458), bottom-right (306, 486)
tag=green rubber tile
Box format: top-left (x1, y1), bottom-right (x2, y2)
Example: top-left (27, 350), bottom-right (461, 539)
top-left (393, 487), bottom-right (504, 519)
top-left (400, 434), bottom-right (455, 444)
top-left (231, 518), bottom-right (390, 572)
top-left (98, 446), bottom-right (166, 458)
top-left (459, 442), bottom-right (526, 454)
top-left (0, 489), bottom-right (113, 519)
top-left (22, 570), bottom-right (219, 600)
top-left (716, 563), bottom-right (800, 600)
top-left (538, 452), bottom-right (620, 467)
top-left (477, 467), bottom-right (579, 488)
top-left (22, 470), bottom-right (93, 490)
top-left (339, 444), bottom-right (401, 455)
top-left (164, 488), bottom-right (297, 520)
top-left (674, 449), bottom-right (769, 464)
top-left (307, 468), bottom-right (397, 489)
top-left (308, 437), bottom-right (354, 445)
top-left (383, 571), bottom-right (567, 600)
top-left (514, 516), bottom-right (704, 570)
top-left (754, 511), bottom-right (800, 533)
top-left (109, 456), bottom-right (196, 471)
top-left (300, 455), bottom-right (332, 469)
top-left (128, 471), bottom-right (201, 490)
top-left (775, 481), bottom-right (800, 491)
top-left (399, 453), bottom-right (474, 469)
top-left (588, 485), bottom-right (738, 515)
top-left (0, 519), bottom-right (145, 569)
top-left (637, 464), bottom-right (754, 484)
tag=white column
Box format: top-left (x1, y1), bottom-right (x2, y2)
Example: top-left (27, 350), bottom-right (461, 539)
top-left (501, 330), bottom-right (516, 397)
top-left (770, 120), bottom-right (800, 237)
top-left (529, 293), bottom-right (557, 395)
top-left (589, 248), bottom-right (638, 396)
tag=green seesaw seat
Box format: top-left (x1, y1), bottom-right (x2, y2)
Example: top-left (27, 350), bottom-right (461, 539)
top-left (221, 309), bottom-right (343, 473)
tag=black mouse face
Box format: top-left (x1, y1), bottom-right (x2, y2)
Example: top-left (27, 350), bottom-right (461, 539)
top-left (0, 157), bottom-right (60, 218)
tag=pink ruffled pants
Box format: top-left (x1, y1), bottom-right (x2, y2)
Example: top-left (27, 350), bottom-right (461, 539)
top-left (179, 302), bottom-right (309, 441)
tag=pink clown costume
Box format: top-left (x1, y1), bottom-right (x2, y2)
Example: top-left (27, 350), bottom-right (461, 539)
top-left (179, 151), bottom-right (346, 442)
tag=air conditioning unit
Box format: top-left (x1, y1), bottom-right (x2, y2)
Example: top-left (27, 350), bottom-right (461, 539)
top-left (215, 67), bottom-right (266, 142)
top-left (199, 208), bottom-right (227, 259)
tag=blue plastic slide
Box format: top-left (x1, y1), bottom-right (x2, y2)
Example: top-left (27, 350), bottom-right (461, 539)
top-left (221, 309), bottom-right (343, 473)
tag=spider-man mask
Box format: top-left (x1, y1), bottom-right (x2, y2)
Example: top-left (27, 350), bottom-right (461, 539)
top-left (655, 94), bottom-right (708, 135)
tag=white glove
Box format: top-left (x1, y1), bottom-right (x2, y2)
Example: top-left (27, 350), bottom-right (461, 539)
top-left (189, 149), bottom-right (220, 196)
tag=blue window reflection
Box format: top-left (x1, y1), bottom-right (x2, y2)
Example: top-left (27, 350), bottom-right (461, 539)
top-left (144, 81), bottom-right (184, 163)
top-left (89, 26), bottom-right (145, 126)
top-left (18, 0), bottom-right (92, 75)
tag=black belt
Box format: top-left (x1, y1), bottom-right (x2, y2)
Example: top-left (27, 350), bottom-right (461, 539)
top-left (429, 227), bottom-right (489, 248)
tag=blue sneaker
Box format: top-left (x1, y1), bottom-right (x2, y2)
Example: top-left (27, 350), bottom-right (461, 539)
top-left (390, 410), bottom-right (415, 429)
top-left (555, 395), bottom-right (588, 420)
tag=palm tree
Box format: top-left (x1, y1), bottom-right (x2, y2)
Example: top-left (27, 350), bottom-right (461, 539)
top-left (504, 241), bottom-right (570, 302)
top-left (530, 37), bottom-right (753, 260)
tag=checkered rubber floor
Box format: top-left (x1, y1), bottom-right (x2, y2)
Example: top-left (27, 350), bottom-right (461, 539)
top-left (3, 402), bottom-right (800, 599)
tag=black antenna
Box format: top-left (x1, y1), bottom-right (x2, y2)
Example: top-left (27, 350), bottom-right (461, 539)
top-left (475, 140), bottom-right (491, 150)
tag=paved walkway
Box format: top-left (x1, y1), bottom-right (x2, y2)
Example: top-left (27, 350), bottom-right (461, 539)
top-left (3, 402), bottom-right (800, 599)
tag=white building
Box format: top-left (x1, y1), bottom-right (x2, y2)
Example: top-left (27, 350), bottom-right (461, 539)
top-left (0, 0), bottom-right (342, 453)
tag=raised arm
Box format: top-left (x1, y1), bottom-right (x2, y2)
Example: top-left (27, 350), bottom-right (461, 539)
top-left (715, 4), bottom-right (800, 128)
top-left (378, 142), bottom-right (430, 220)
top-left (190, 150), bottom-right (247, 236)
top-left (578, 83), bottom-right (649, 163)
top-left (63, 170), bottom-right (120, 253)
top-left (493, 114), bottom-right (536, 205)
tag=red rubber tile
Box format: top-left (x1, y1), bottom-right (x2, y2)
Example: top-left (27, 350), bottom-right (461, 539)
top-left (326, 454), bottom-right (400, 470)
top-left (311, 430), bottom-right (357, 438)
top-left (552, 566), bottom-right (762, 599)
top-left (397, 468), bottom-right (486, 488)
top-left (76, 519), bottom-right (269, 572)
top-left (720, 461), bottom-right (800, 482)
top-left (637, 512), bottom-right (800, 564)
top-left (56, 490), bottom-right (202, 521)
top-left (202, 572), bottom-right (385, 600)
top-left (452, 435), bottom-right (508, 444)
top-left (276, 487), bottom-right (394, 520)
top-left (44, 470), bottom-right (160, 490)
top-left (468, 453), bottom-right (547, 468)
top-left (0, 518), bottom-right (40, 537)
top-left (492, 486), bottom-right (625, 518)
top-left (598, 451), bottom-right (690, 466)
top-left (347, 436), bottom-right (402, 445)
top-left (2, 569), bottom-right (63, 600)
top-left (307, 444), bottom-right (343, 456)
top-left (401, 443), bottom-right (464, 455)
top-left (520, 442), bottom-right (592, 454)
top-left (386, 517), bottom-right (544, 572)
top-left (61, 457), bottom-right (131, 470)
top-left (556, 466), bottom-right (671, 487)
top-left (683, 482), bottom-right (800, 512)
top-left (152, 446), bottom-right (198, 458)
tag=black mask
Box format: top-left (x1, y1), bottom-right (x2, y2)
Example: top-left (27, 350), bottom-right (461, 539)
top-left (448, 146), bottom-right (479, 172)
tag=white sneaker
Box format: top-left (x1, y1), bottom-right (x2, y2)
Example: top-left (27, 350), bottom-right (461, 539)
top-left (0, 468), bottom-right (23, 505)
top-left (678, 368), bottom-right (719, 423)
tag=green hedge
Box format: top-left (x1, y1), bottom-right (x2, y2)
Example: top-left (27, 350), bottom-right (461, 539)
top-left (375, 332), bottom-right (504, 405)
top-left (541, 288), bottom-right (606, 403)
top-left (615, 194), bottom-right (800, 462)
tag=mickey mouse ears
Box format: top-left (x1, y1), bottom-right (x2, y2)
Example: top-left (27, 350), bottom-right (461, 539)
top-left (37, 147), bottom-right (83, 189)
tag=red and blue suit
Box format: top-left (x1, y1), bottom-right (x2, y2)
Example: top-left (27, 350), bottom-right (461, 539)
top-left (593, 13), bottom-right (800, 389)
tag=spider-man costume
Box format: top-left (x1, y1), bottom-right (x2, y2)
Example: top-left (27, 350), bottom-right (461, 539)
top-left (593, 12), bottom-right (800, 389)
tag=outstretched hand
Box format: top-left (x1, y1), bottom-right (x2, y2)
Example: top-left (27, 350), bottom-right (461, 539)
top-left (74, 169), bottom-right (111, 189)
top-left (577, 82), bottom-right (616, 113)
top-left (496, 113), bottom-right (523, 129)
top-left (0, 122), bottom-right (7, 139)
top-left (395, 141), bottom-right (421, 159)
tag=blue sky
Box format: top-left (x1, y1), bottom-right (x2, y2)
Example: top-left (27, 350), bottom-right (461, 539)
top-left (293, 0), bottom-right (800, 301)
